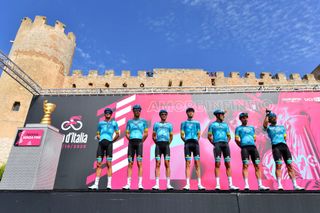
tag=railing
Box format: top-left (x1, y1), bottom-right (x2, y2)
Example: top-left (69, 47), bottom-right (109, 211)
top-left (40, 84), bottom-right (320, 96)
top-left (0, 50), bottom-right (41, 95)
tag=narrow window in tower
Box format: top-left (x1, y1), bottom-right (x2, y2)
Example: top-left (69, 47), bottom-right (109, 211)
top-left (179, 81), bottom-right (183, 87)
top-left (72, 84), bottom-right (76, 88)
top-left (211, 79), bottom-right (215, 86)
top-left (12, 102), bottom-right (20, 111)
top-left (168, 80), bottom-right (172, 87)
top-left (88, 83), bottom-right (93, 87)
top-left (258, 82), bottom-right (264, 85)
top-left (105, 83), bottom-right (110, 88)
top-left (140, 83), bottom-right (144, 88)
top-left (123, 82), bottom-right (127, 87)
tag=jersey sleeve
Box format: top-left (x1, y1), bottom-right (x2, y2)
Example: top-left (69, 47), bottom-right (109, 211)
top-left (169, 123), bottom-right (173, 134)
top-left (97, 122), bottom-right (101, 134)
top-left (252, 127), bottom-right (256, 139)
top-left (226, 124), bottom-right (231, 136)
top-left (180, 122), bottom-right (185, 134)
top-left (208, 123), bottom-right (213, 135)
top-left (197, 122), bottom-right (201, 133)
top-left (235, 127), bottom-right (240, 137)
top-left (114, 120), bottom-right (119, 132)
top-left (143, 119), bottom-right (148, 132)
top-left (153, 122), bottom-right (157, 133)
top-left (282, 126), bottom-right (287, 137)
top-left (126, 120), bottom-right (130, 133)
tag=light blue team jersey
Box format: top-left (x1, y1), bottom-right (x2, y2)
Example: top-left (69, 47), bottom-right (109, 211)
top-left (266, 125), bottom-right (287, 145)
top-left (126, 118), bottom-right (148, 140)
top-left (153, 122), bottom-right (173, 142)
top-left (208, 121), bottom-right (230, 143)
top-left (180, 120), bottom-right (201, 141)
top-left (235, 125), bottom-right (256, 147)
top-left (97, 119), bottom-right (119, 142)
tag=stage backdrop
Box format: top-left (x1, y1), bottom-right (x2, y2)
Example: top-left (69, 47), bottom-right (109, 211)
top-left (25, 92), bottom-right (320, 190)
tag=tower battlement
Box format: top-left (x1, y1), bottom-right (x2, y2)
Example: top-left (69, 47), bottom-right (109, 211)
top-left (21, 16), bottom-right (75, 42)
top-left (10, 16), bottom-right (76, 88)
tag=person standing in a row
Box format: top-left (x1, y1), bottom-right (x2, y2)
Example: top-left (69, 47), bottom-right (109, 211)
top-left (180, 107), bottom-right (205, 190)
top-left (152, 109), bottom-right (174, 190)
top-left (208, 110), bottom-right (239, 190)
top-left (263, 110), bottom-right (303, 190)
top-left (235, 112), bottom-right (269, 190)
top-left (123, 105), bottom-right (148, 190)
top-left (88, 108), bottom-right (119, 190)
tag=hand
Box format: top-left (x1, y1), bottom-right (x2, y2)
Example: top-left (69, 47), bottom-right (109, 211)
top-left (265, 109), bottom-right (271, 115)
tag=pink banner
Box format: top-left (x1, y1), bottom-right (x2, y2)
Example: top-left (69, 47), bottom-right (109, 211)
top-left (15, 129), bottom-right (44, 146)
top-left (84, 93), bottom-right (320, 190)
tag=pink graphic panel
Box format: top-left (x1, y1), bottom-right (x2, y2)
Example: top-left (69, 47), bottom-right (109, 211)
top-left (85, 93), bottom-right (320, 190)
top-left (14, 129), bottom-right (44, 146)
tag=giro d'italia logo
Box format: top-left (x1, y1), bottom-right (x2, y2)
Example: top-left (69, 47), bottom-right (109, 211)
top-left (61, 115), bottom-right (83, 131)
top-left (61, 115), bottom-right (88, 147)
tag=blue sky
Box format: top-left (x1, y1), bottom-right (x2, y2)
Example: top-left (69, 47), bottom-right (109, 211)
top-left (1, 0), bottom-right (320, 76)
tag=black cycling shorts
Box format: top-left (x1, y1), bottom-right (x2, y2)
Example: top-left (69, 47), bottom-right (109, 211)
top-left (97, 139), bottom-right (113, 158)
top-left (214, 142), bottom-right (231, 162)
top-left (184, 139), bottom-right (200, 160)
top-left (272, 143), bottom-right (293, 165)
top-left (155, 142), bottom-right (170, 160)
top-left (241, 145), bottom-right (260, 165)
top-left (128, 139), bottom-right (143, 161)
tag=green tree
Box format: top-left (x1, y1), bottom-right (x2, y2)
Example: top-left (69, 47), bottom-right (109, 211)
top-left (0, 163), bottom-right (6, 181)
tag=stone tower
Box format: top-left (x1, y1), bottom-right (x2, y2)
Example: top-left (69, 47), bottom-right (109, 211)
top-left (0, 16), bottom-right (76, 164)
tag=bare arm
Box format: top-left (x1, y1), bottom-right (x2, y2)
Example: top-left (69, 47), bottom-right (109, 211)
top-left (152, 132), bottom-right (157, 143)
top-left (96, 131), bottom-right (100, 141)
top-left (207, 133), bottom-right (214, 145)
top-left (126, 130), bottom-right (130, 140)
top-left (235, 136), bottom-right (241, 148)
top-left (169, 132), bottom-right (173, 144)
top-left (142, 130), bottom-right (148, 142)
top-left (263, 116), bottom-right (269, 130)
top-left (180, 132), bottom-right (186, 143)
top-left (113, 131), bottom-right (120, 142)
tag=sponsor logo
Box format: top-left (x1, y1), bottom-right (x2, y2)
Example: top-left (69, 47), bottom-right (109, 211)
top-left (61, 115), bottom-right (83, 131)
top-left (304, 97), bottom-right (320, 102)
top-left (281, 98), bottom-right (302, 102)
top-left (282, 97), bottom-right (320, 102)
top-left (61, 115), bottom-right (88, 146)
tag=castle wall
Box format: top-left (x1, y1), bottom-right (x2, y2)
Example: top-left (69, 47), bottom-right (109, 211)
top-left (0, 16), bottom-right (75, 165)
top-left (63, 69), bottom-right (211, 88)
top-left (63, 69), bottom-right (318, 89)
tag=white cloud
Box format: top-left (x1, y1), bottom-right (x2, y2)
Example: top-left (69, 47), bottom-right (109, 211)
top-left (179, 0), bottom-right (320, 65)
top-left (76, 47), bottom-right (91, 60)
top-left (120, 59), bottom-right (128, 64)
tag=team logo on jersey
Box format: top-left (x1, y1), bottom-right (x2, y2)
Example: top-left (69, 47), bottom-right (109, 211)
top-left (243, 127), bottom-right (252, 134)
